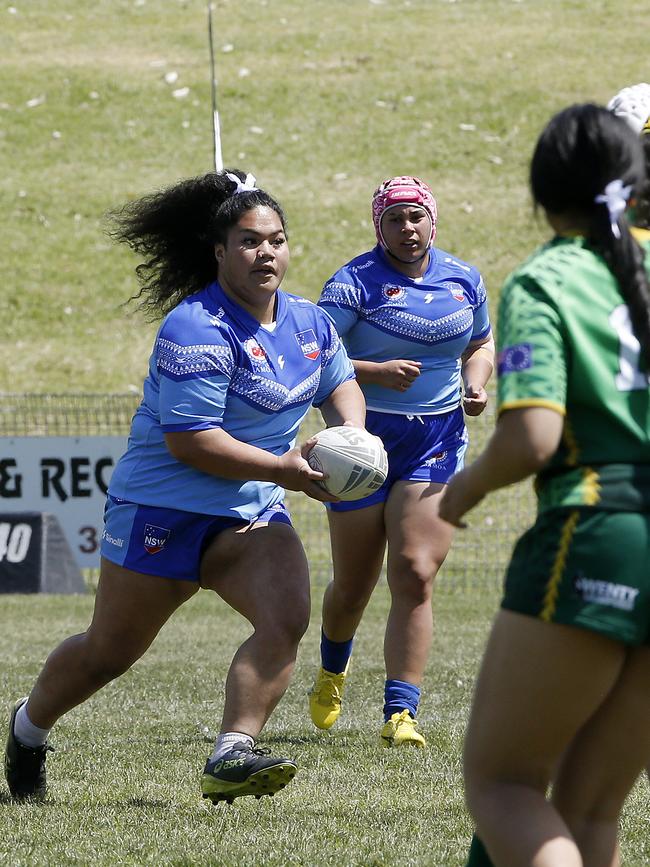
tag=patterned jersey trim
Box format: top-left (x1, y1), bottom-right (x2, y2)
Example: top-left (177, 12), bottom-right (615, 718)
top-left (229, 367), bottom-right (322, 412)
top-left (368, 305), bottom-right (474, 344)
top-left (320, 324), bottom-right (343, 365)
top-left (320, 281), bottom-right (361, 310)
top-left (157, 338), bottom-right (234, 381)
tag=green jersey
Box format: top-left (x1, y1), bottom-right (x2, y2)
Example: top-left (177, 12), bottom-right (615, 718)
top-left (497, 236), bottom-right (650, 512)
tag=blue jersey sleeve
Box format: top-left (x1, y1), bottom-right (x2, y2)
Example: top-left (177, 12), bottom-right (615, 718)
top-left (469, 275), bottom-right (491, 341)
top-left (317, 269), bottom-right (362, 336)
top-left (312, 311), bottom-right (356, 407)
top-left (155, 322), bottom-right (236, 432)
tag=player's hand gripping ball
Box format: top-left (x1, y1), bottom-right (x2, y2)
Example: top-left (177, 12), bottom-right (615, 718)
top-left (307, 426), bottom-right (388, 500)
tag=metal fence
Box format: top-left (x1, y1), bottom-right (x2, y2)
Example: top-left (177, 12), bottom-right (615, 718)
top-left (0, 393), bottom-right (536, 591)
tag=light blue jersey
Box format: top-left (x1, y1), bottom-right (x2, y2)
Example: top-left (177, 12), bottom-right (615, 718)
top-left (109, 281), bottom-right (354, 520)
top-left (318, 245), bottom-right (490, 414)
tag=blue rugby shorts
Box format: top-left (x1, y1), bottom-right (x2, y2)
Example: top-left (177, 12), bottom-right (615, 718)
top-left (328, 406), bottom-right (468, 512)
top-left (100, 495), bottom-right (292, 581)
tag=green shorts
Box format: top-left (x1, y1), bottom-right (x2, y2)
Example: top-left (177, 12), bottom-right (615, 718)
top-left (502, 508), bottom-right (650, 646)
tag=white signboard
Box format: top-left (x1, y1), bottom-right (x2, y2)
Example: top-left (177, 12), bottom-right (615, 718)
top-left (0, 437), bottom-right (127, 569)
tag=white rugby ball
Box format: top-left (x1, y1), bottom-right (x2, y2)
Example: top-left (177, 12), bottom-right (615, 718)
top-left (307, 426), bottom-right (388, 501)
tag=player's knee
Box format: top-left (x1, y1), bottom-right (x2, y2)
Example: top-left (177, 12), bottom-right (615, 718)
top-left (260, 600), bottom-right (310, 648)
top-left (80, 634), bottom-right (144, 684)
top-left (390, 556), bottom-right (437, 603)
top-left (333, 581), bottom-right (374, 614)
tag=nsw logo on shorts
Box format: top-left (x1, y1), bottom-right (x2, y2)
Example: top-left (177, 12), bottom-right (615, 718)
top-left (143, 524), bottom-right (171, 555)
top-left (294, 329), bottom-right (320, 360)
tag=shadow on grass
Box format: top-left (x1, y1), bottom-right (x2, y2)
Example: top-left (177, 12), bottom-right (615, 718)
top-left (258, 732), bottom-right (338, 748)
top-left (0, 792), bottom-right (50, 806)
top-left (125, 796), bottom-right (174, 809)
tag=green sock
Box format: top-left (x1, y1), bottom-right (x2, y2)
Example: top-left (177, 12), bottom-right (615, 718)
top-left (465, 833), bottom-right (494, 867)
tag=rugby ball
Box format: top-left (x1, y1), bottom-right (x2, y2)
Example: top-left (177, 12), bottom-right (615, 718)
top-left (307, 426), bottom-right (388, 501)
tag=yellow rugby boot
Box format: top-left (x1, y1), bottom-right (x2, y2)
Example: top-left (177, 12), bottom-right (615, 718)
top-left (308, 664), bottom-right (348, 730)
top-left (379, 710), bottom-right (426, 748)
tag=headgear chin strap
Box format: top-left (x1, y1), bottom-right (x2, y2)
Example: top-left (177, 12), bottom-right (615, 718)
top-left (372, 176), bottom-right (438, 250)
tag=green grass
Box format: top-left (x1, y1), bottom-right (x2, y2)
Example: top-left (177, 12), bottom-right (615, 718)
top-left (2, 0), bottom-right (648, 391)
top-left (2, 584), bottom-right (650, 866)
top-left (2, 2), bottom-right (650, 863)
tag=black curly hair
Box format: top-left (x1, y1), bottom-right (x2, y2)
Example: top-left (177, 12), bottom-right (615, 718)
top-left (531, 103), bottom-right (650, 366)
top-left (108, 169), bottom-right (287, 318)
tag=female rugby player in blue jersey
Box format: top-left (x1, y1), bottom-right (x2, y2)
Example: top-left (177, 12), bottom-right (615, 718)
top-left (4, 170), bottom-right (366, 805)
top-left (308, 176), bottom-right (494, 747)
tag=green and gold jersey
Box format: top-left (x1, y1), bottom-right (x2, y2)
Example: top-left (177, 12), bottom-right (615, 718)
top-left (497, 235), bottom-right (650, 512)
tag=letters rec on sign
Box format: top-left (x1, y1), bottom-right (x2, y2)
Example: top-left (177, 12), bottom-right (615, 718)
top-left (0, 436), bottom-right (127, 568)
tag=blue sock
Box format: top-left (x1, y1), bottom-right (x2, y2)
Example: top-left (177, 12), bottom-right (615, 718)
top-left (320, 630), bottom-right (353, 675)
top-left (383, 679), bottom-right (420, 721)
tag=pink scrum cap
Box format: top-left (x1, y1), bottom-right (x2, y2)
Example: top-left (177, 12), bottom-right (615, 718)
top-left (372, 176), bottom-right (438, 248)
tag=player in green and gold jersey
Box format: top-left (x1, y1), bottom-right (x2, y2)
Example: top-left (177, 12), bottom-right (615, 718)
top-left (609, 79), bottom-right (650, 799)
top-left (440, 104), bottom-right (650, 866)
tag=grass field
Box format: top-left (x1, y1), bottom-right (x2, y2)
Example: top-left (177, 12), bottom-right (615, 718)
top-left (2, 0), bottom-right (649, 392)
top-left (3, 1), bottom-right (650, 864)
top-left (1, 583), bottom-right (650, 867)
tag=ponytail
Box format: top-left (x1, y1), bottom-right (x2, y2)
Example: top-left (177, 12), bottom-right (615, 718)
top-left (108, 170), bottom-right (286, 318)
top-left (530, 103), bottom-right (650, 367)
top-left (588, 205), bottom-right (650, 367)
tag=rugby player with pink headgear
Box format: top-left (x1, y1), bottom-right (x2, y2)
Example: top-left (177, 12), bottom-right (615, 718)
top-left (308, 176), bottom-right (495, 747)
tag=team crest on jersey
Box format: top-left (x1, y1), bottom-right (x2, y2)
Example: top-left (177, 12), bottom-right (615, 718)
top-left (443, 281), bottom-right (465, 302)
top-left (381, 284), bottom-right (406, 303)
top-left (144, 524), bottom-right (171, 555)
top-left (295, 329), bottom-right (320, 360)
top-left (425, 450), bottom-right (448, 466)
top-left (244, 338), bottom-right (271, 370)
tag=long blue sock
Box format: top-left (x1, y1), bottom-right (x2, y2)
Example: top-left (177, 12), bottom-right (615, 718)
top-left (320, 630), bottom-right (353, 675)
top-left (465, 834), bottom-right (494, 866)
top-left (383, 679), bottom-right (420, 721)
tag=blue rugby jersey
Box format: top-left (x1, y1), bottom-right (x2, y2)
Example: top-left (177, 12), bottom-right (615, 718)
top-left (109, 281), bottom-right (355, 519)
top-left (318, 245), bottom-right (491, 414)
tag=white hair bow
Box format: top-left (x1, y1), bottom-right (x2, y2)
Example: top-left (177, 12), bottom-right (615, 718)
top-left (594, 178), bottom-right (632, 239)
top-left (225, 171), bottom-right (258, 194)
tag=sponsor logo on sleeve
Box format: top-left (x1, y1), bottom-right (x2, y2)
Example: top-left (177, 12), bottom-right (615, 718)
top-left (497, 343), bottom-right (533, 376)
top-left (208, 308), bottom-right (226, 326)
top-left (144, 524), bottom-right (171, 555)
top-left (295, 329), bottom-right (321, 360)
top-left (351, 259), bottom-right (374, 272)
